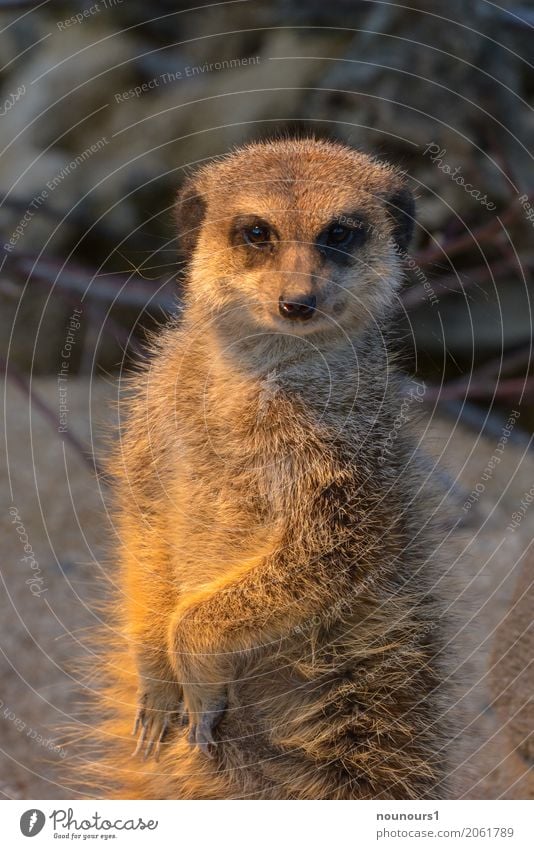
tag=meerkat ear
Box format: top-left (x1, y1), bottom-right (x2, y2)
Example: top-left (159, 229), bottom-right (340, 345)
top-left (385, 184), bottom-right (415, 253)
top-left (174, 176), bottom-right (207, 259)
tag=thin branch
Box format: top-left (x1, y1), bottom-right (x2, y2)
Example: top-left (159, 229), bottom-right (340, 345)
top-left (426, 376), bottom-right (534, 402)
top-left (413, 199), bottom-right (522, 268)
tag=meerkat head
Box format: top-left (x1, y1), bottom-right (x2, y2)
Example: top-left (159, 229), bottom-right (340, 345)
top-left (175, 138), bottom-right (414, 344)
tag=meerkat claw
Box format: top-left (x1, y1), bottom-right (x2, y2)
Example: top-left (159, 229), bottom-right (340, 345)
top-left (132, 720), bottom-right (148, 758)
top-left (196, 720), bottom-right (216, 758)
top-left (153, 720), bottom-right (170, 761)
top-left (132, 692), bottom-right (148, 737)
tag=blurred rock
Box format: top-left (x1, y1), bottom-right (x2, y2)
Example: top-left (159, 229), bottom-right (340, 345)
top-left (0, 0), bottom-right (532, 396)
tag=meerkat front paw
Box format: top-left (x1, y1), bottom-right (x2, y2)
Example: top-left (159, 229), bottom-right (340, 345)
top-left (168, 603), bottom-right (230, 758)
top-left (132, 680), bottom-right (185, 761)
top-left (185, 692), bottom-right (227, 758)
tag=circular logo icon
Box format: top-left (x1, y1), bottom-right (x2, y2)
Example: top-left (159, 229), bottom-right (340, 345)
top-left (20, 810), bottom-right (46, 837)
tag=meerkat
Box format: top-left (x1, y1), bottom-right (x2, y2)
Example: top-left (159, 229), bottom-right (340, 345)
top-left (88, 137), bottom-right (451, 800)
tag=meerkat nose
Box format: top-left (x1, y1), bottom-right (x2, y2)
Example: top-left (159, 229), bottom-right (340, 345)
top-left (278, 294), bottom-right (317, 321)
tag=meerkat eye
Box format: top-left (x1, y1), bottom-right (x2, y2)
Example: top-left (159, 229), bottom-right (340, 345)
top-left (316, 218), bottom-right (367, 264)
top-left (243, 223), bottom-right (271, 247)
top-left (327, 224), bottom-right (353, 245)
top-left (325, 222), bottom-right (366, 249)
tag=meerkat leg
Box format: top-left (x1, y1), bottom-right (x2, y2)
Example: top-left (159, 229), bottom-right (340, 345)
top-left (132, 673), bottom-right (186, 760)
top-left (120, 518), bottom-right (185, 760)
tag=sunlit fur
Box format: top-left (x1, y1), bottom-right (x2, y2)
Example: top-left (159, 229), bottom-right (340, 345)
top-left (81, 138), bottom-right (450, 799)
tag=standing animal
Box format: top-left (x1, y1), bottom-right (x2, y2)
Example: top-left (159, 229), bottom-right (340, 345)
top-left (88, 137), bottom-right (450, 799)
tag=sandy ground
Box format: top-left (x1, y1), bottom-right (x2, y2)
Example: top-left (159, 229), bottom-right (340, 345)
top-left (0, 375), bottom-right (533, 799)
top-left (0, 375), bottom-right (113, 799)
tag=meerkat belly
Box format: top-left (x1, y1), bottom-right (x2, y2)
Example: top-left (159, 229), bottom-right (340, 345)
top-left (219, 613), bottom-right (440, 799)
top-left (218, 626), bottom-right (351, 785)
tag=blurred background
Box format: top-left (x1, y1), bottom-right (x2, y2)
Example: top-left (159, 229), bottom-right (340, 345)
top-left (1, 0), bottom-right (533, 800)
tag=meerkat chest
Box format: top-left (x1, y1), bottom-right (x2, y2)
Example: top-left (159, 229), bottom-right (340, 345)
top-left (167, 438), bottom-right (278, 589)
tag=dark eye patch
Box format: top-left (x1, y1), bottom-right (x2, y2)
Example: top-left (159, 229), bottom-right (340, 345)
top-left (315, 214), bottom-right (368, 265)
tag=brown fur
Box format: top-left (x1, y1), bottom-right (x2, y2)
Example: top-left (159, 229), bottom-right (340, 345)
top-left (83, 138), bottom-right (451, 799)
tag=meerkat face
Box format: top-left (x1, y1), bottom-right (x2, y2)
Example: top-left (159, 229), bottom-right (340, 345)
top-left (175, 139), bottom-right (414, 341)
